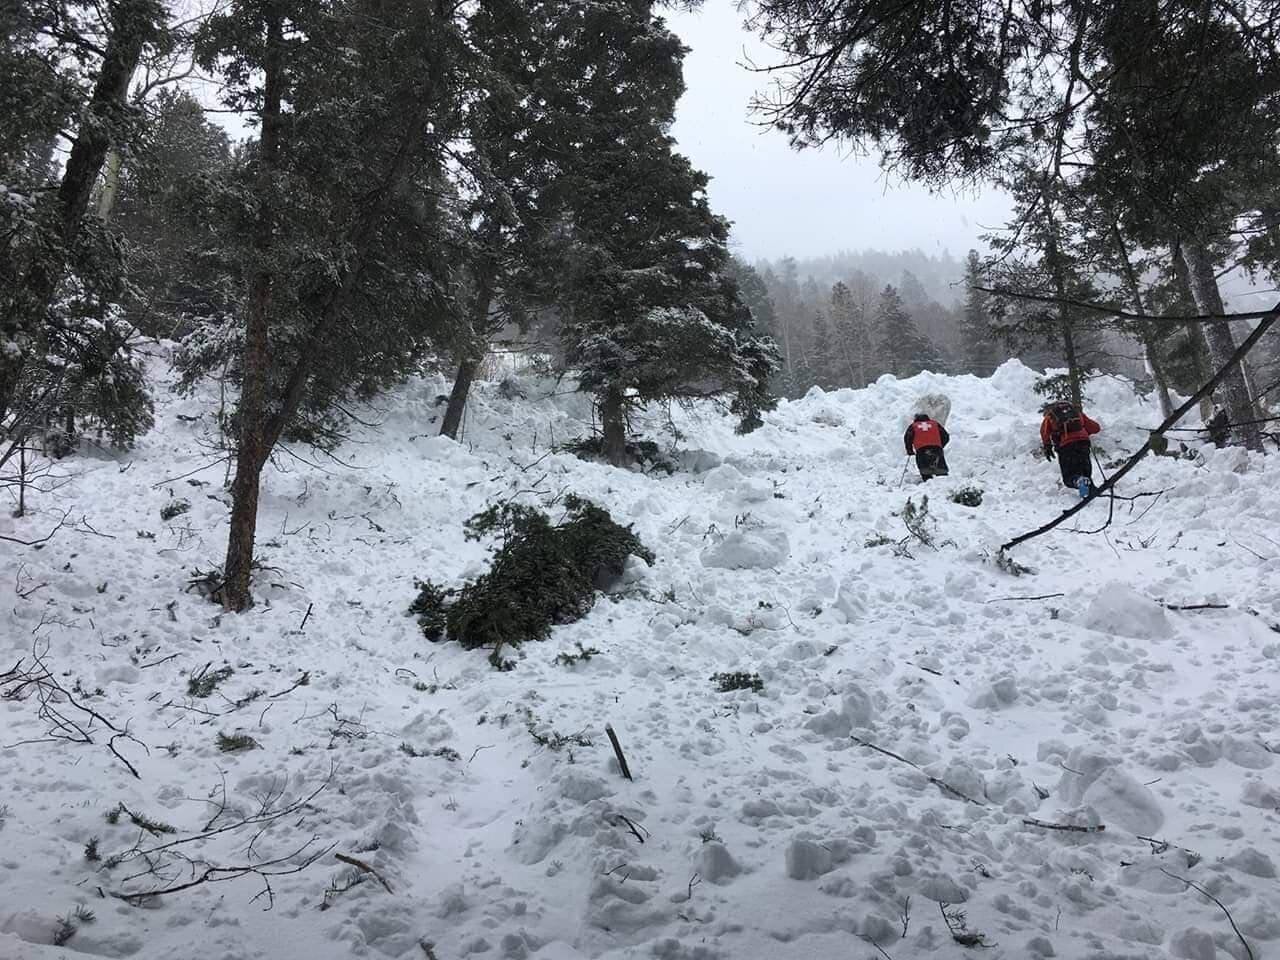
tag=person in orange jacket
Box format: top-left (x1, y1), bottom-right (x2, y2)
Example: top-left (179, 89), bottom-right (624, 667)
top-left (905, 412), bottom-right (950, 481)
top-left (1040, 400), bottom-right (1101, 497)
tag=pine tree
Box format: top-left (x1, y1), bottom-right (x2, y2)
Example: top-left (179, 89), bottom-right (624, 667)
top-left (113, 89), bottom-right (234, 340)
top-left (875, 285), bottom-right (934, 379)
top-left (0, 1), bottom-right (165, 466)
top-left (187, 0), bottom-right (464, 610)
top-left (829, 281), bottom-right (872, 386)
top-left (959, 251), bottom-right (1001, 375)
top-left (549, 0), bottom-right (778, 464)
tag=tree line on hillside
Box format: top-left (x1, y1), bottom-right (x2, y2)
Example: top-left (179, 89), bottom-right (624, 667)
top-left (1, 0), bottom-right (778, 611)
top-left (744, 0), bottom-right (1280, 439)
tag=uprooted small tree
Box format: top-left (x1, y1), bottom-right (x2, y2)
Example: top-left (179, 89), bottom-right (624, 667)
top-left (409, 495), bottom-right (654, 668)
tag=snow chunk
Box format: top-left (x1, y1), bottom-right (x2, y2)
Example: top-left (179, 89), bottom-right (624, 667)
top-left (1241, 779), bottom-right (1280, 809)
top-left (700, 528), bottom-right (789, 569)
top-left (702, 464), bottom-right (743, 493)
top-left (1226, 848), bottom-right (1276, 878)
top-left (834, 574), bottom-right (866, 622)
top-left (918, 873), bottom-right (967, 903)
top-left (1082, 584), bottom-right (1172, 640)
top-left (558, 771), bottom-right (609, 804)
top-left (1080, 767), bottom-right (1165, 835)
top-left (1169, 928), bottom-right (1217, 959)
top-left (784, 837), bottom-right (834, 880)
top-left (697, 842), bottom-right (742, 884)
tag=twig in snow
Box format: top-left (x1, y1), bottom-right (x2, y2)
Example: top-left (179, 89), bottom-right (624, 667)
top-left (859, 936), bottom-right (895, 960)
top-left (608, 812), bottom-right (648, 844)
top-left (686, 872), bottom-right (702, 900)
top-left (605, 723), bottom-right (633, 781)
top-left (900, 896), bottom-right (911, 937)
top-left (140, 653), bottom-right (180, 669)
top-left (851, 737), bottom-right (985, 806)
top-left (468, 744), bottom-right (493, 764)
top-left (1022, 818), bottom-right (1105, 833)
top-left (983, 592), bottom-right (1066, 603)
top-left (1159, 869), bottom-right (1254, 960)
top-left (335, 853), bottom-right (393, 894)
top-left (299, 603), bottom-right (314, 630)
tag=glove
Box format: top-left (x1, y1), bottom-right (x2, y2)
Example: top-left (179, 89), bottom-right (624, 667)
top-left (1042, 444), bottom-right (1055, 461)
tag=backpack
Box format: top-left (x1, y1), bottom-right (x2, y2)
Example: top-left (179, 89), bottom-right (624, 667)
top-left (1049, 401), bottom-right (1083, 436)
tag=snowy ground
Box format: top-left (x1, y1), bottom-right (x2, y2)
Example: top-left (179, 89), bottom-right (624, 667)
top-left (1, 356), bottom-right (1278, 960)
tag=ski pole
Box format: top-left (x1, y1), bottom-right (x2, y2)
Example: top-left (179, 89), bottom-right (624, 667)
top-left (899, 457), bottom-right (909, 487)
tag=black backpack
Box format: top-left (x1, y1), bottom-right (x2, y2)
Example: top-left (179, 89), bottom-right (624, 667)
top-left (1049, 401), bottom-right (1083, 436)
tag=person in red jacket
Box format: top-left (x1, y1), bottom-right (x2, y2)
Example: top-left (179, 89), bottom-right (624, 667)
top-left (905, 412), bottom-right (950, 481)
top-left (1040, 400), bottom-right (1101, 497)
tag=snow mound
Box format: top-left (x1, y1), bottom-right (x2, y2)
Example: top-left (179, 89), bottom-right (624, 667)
top-left (1082, 584), bottom-right (1173, 640)
top-left (699, 527), bottom-right (789, 569)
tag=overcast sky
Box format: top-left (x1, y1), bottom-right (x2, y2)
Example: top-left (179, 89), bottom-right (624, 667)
top-left (668, 0), bottom-right (1012, 263)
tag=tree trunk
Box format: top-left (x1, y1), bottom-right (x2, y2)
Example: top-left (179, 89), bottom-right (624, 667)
top-left (440, 357), bottom-right (479, 440)
top-left (97, 148), bottom-right (125, 219)
top-left (223, 15), bottom-right (448, 610)
top-left (440, 271), bottom-right (495, 441)
top-left (1176, 240), bottom-right (1263, 451)
top-left (1109, 221), bottom-right (1174, 418)
top-left (1060, 318), bottom-right (1083, 409)
top-left (223, 10), bottom-right (284, 613)
top-left (600, 388), bottom-right (627, 467)
top-left (1044, 211), bottom-right (1083, 408)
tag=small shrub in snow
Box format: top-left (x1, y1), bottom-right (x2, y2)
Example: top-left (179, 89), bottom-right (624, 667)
top-left (864, 533), bottom-right (894, 548)
top-left (83, 837), bottom-right (101, 862)
top-left (216, 731), bottom-right (259, 753)
top-left (554, 642), bottom-right (601, 666)
top-left (949, 485), bottom-right (983, 507)
top-left (902, 495), bottom-right (936, 547)
top-left (104, 803), bottom-right (174, 836)
top-left (400, 742), bottom-right (461, 761)
top-left (160, 499), bottom-right (191, 521)
top-left (408, 495), bottom-right (654, 668)
top-left (711, 671), bottom-right (764, 693)
top-left (187, 664), bottom-right (234, 698)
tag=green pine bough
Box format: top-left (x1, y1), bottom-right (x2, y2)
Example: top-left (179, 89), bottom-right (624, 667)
top-left (410, 495), bottom-right (654, 668)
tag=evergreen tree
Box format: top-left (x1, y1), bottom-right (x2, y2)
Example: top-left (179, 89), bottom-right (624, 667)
top-left (113, 89), bottom-right (234, 340)
top-left (549, 0), bottom-right (778, 464)
top-left (959, 251), bottom-right (1001, 375)
top-left (185, 0), bottom-right (464, 610)
top-left (875, 285), bottom-right (934, 379)
top-left (0, 1), bottom-right (165, 465)
top-left (809, 307), bottom-right (838, 390)
top-left (829, 281), bottom-right (872, 386)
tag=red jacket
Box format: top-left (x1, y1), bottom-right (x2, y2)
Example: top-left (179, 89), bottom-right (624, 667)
top-left (905, 418), bottom-right (948, 453)
top-left (1041, 410), bottom-right (1100, 449)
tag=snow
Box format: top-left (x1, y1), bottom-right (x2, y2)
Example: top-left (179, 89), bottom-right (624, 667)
top-left (1, 356), bottom-right (1279, 959)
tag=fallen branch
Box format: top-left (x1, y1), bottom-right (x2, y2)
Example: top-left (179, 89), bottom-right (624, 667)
top-left (1160, 869), bottom-right (1254, 960)
top-left (1001, 308), bottom-right (1278, 554)
top-left (984, 593), bottom-right (1065, 603)
top-left (1022, 818), bottom-right (1105, 834)
top-left (852, 737), bottom-right (985, 806)
top-left (335, 853), bottom-right (393, 894)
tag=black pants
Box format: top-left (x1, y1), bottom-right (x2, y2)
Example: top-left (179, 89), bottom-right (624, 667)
top-left (1057, 441), bottom-right (1092, 488)
top-left (915, 446), bottom-right (948, 480)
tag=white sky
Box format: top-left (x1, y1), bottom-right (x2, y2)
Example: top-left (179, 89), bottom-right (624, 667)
top-left (667, 0), bottom-right (1012, 262)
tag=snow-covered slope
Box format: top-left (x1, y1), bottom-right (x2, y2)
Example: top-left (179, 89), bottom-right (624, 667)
top-left (1, 358), bottom-right (1278, 960)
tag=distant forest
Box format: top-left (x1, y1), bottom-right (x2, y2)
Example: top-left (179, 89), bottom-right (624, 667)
top-left (732, 249), bottom-right (1076, 399)
top-left (736, 249), bottom-right (1273, 407)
